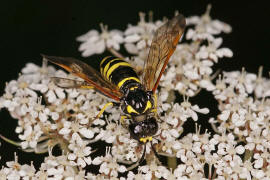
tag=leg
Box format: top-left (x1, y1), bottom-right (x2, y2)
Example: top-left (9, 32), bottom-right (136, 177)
top-left (121, 115), bottom-right (133, 129)
top-left (154, 93), bottom-right (157, 109)
top-left (151, 93), bottom-right (162, 122)
top-left (120, 115), bottom-right (128, 125)
top-left (95, 102), bottom-right (119, 119)
top-left (151, 93), bottom-right (158, 115)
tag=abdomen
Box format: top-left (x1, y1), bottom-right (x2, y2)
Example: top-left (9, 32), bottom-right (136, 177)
top-left (100, 56), bottom-right (141, 92)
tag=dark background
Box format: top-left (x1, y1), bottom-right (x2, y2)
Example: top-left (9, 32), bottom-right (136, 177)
top-left (0, 0), bottom-right (269, 171)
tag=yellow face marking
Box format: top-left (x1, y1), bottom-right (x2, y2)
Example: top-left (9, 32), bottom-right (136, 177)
top-left (143, 101), bottom-right (152, 113)
top-left (106, 62), bottom-right (131, 80)
top-left (117, 77), bottom-right (140, 89)
top-left (139, 136), bottom-right (153, 143)
top-left (127, 105), bottom-right (139, 114)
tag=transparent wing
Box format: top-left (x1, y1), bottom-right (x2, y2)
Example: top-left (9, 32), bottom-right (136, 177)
top-left (51, 77), bottom-right (91, 88)
top-left (142, 14), bottom-right (186, 92)
top-left (43, 55), bottom-right (122, 101)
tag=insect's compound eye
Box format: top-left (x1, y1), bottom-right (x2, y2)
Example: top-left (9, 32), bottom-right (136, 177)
top-left (129, 122), bottom-right (143, 141)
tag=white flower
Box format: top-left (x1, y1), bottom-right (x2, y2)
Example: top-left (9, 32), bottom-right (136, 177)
top-left (196, 38), bottom-right (233, 62)
top-left (19, 123), bottom-right (43, 149)
top-left (22, 59), bottom-right (56, 81)
top-left (77, 24), bottom-right (124, 57)
top-left (59, 118), bottom-right (95, 140)
top-left (124, 12), bottom-right (159, 54)
top-left (253, 66), bottom-right (270, 98)
top-left (186, 5), bottom-right (231, 42)
top-left (139, 162), bottom-right (170, 179)
top-left (245, 129), bottom-right (265, 151)
top-left (127, 171), bottom-right (145, 180)
top-left (67, 133), bottom-right (92, 168)
top-left (95, 118), bottom-right (126, 144)
top-left (2, 9), bottom-right (270, 180)
top-left (93, 147), bottom-right (127, 178)
top-left (29, 96), bottom-right (50, 122)
top-left (179, 97), bottom-right (209, 121)
top-left (31, 80), bottom-right (66, 104)
top-left (0, 153), bottom-right (36, 180)
top-left (35, 150), bottom-right (83, 179)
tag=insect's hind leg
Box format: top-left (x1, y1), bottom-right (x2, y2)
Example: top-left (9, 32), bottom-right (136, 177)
top-left (95, 102), bottom-right (120, 119)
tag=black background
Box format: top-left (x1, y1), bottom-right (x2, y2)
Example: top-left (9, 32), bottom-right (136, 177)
top-left (0, 0), bottom-right (269, 171)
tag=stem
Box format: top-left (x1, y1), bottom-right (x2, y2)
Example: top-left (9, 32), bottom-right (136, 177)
top-left (210, 122), bottom-right (219, 133)
top-left (167, 156), bottom-right (177, 170)
top-left (208, 164), bottom-right (212, 180)
top-left (243, 149), bottom-right (253, 162)
top-left (108, 48), bottom-right (124, 59)
top-left (158, 152), bottom-right (176, 157)
top-left (0, 134), bottom-right (21, 147)
top-left (166, 89), bottom-right (176, 104)
top-left (126, 161), bottom-right (140, 171)
top-left (212, 167), bottom-right (216, 179)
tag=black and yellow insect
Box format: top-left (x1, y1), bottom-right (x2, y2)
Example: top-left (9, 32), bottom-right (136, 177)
top-left (43, 14), bottom-right (186, 163)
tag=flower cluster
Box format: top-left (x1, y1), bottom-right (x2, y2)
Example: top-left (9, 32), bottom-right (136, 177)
top-left (1, 5), bottom-right (269, 180)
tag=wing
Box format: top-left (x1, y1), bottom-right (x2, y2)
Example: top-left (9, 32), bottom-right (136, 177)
top-left (142, 14), bottom-right (186, 92)
top-left (51, 77), bottom-right (92, 88)
top-left (42, 55), bottom-right (122, 101)
top-left (51, 77), bottom-right (118, 97)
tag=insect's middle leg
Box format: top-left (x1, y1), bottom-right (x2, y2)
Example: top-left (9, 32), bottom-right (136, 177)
top-left (120, 115), bottom-right (131, 129)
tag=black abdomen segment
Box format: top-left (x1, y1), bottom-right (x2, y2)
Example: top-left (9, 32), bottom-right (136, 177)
top-left (100, 57), bottom-right (141, 92)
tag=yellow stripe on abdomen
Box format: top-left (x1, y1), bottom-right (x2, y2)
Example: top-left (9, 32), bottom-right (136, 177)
top-left (106, 62), bottom-right (131, 81)
top-left (117, 77), bottom-right (140, 89)
top-left (100, 56), bottom-right (111, 66)
top-left (99, 56), bottom-right (141, 92)
top-left (101, 57), bottom-right (121, 78)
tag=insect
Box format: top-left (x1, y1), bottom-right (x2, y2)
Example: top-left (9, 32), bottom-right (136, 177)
top-left (43, 13), bottom-right (186, 164)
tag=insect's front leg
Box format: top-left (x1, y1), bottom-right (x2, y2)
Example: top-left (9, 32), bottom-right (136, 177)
top-left (95, 102), bottom-right (120, 119)
top-left (87, 102), bottom-right (120, 128)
